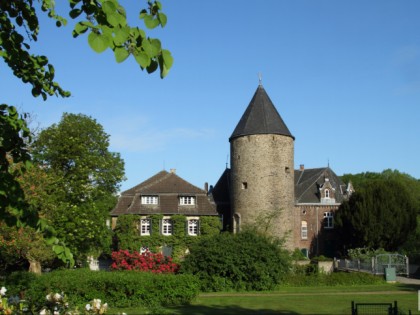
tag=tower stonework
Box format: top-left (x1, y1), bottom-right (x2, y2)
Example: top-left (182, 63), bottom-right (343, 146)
top-left (229, 85), bottom-right (295, 249)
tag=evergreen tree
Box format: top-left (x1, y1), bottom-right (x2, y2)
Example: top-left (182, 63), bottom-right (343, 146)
top-left (335, 179), bottom-right (417, 252)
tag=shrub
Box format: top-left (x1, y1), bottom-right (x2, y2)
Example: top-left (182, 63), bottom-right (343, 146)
top-left (282, 271), bottom-right (385, 287)
top-left (3, 271), bottom-right (38, 299)
top-left (181, 231), bottom-right (291, 291)
top-left (25, 269), bottom-right (200, 311)
top-left (110, 250), bottom-right (179, 273)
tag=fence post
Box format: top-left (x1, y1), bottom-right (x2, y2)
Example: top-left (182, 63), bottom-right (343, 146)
top-left (351, 301), bottom-right (356, 315)
top-left (406, 255), bottom-right (409, 278)
top-left (371, 257), bottom-right (374, 274)
top-left (393, 301), bottom-right (398, 315)
top-left (357, 259), bottom-right (360, 271)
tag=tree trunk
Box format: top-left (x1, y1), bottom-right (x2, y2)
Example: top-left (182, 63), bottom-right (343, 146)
top-left (28, 260), bottom-right (42, 274)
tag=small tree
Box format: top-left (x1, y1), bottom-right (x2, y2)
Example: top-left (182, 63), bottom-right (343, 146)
top-left (0, 223), bottom-right (55, 273)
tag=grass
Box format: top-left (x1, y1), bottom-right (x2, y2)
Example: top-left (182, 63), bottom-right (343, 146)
top-left (109, 283), bottom-right (420, 315)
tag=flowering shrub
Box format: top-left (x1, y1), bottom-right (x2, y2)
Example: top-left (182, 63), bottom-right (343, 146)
top-left (110, 250), bottom-right (179, 273)
top-left (0, 286), bottom-right (27, 315)
top-left (85, 298), bottom-right (108, 315)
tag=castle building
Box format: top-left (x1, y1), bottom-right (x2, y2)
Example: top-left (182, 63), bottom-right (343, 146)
top-left (111, 84), bottom-right (353, 257)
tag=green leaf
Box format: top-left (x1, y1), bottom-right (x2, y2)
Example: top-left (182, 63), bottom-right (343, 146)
top-left (114, 47), bottom-right (129, 63)
top-left (73, 22), bottom-right (88, 36)
top-left (69, 8), bottom-right (82, 19)
top-left (114, 26), bottom-right (130, 45)
top-left (150, 39), bottom-right (161, 56)
top-left (143, 15), bottom-right (159, 29)
top-left (53, 245), bottom-right (64, 255)
top-left (102, 1), bottom-right (117, 15)
top-left (142, 39), bottom-right (153, 57)
top-left (134, 51), bottom-right (151, 68)
top-left (158, 13), bottom-right (167, 27)
top-left (88, 32), bottom-right (109, 53)
top-left (162, 49), bottom-right (173, 69)
top-left (146, 60), bottom-right (158, 74)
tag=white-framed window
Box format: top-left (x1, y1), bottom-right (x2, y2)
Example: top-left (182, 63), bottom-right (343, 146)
top-left (187, 219), bottom-right (199, 236)
top-left (301, 221), bottom-right (308, 240)
top-left (161, 219), bottom-right (173, 236)
top-left (141, 195), bottom-right (158, 205)
top-left (324, 212), bottom-right (333, 229)
top-left (325, 189), bottom-right (330, 199)
top-left (140, 218), bottom-right (151, 235)
top-left (180, 196), bottom-right (196, 205)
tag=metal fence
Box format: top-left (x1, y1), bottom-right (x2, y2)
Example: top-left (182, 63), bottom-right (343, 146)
top-left (351, 301), bottom-right (399, 315)
top-left (336, 254), bottom-right (409, 277)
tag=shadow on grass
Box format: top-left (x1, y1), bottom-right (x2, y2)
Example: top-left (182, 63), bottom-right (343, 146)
top-left (167, 304), bottom-right (299, 315)
top-left (395, 283), bottom-right (420, 292)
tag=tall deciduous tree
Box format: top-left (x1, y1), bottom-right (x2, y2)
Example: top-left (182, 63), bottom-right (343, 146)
top-left (31, 113), bottom-right (125, 259)
top-left (1, 1), bottom-right (171, 264)
top-left (335, 179), bottom-right (417, 252)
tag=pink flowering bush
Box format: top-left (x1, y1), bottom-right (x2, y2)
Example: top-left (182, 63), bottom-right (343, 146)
top-left (110, 250), bottom-right (179, 273)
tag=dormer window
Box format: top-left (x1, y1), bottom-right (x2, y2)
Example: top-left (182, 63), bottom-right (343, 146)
top-left (180, 196), bottom-right (196, 205)
top-left (141, 195), bottom-right (158, 205)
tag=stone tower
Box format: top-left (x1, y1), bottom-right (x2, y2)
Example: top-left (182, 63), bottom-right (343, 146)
top-left (229, 84), bottom-right (295, 249)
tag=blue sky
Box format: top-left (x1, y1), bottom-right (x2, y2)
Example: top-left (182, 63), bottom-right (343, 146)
top-left (2, 0), bottom-right (420, 192)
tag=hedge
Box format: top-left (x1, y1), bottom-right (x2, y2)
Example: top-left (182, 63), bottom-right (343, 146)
top-left (23, 269), bottom-right (200, 310)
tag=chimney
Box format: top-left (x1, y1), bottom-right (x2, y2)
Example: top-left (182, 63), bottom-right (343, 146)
top-left (204, 182), bottom-right (209, 193)
top-left (300, 164), bottom-right (305, 171)
top-left (170, 168), bottom-right (176, 174)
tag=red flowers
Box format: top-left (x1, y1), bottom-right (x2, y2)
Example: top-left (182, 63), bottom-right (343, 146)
top-left (110, 250), bottom-right (179, 274)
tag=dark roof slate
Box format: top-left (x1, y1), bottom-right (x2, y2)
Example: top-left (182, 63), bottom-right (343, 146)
top-left (230, 85), bottom-right (294, 141)
top-left (111, 170), bottom-right (218, 216)
top-left (294, 167), bottom-right (347, 203)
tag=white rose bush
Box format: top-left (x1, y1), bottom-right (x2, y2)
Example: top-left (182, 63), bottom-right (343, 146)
top-left (0, 288), bottom-right (114, 315)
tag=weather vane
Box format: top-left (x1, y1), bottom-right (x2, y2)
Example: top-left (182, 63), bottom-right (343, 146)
top-left (258, 72), bottom-right (262, 86)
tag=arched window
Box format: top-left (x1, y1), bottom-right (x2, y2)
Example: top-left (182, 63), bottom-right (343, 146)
top-left (301, 221), bottom-right (308, 240)
top-left (325, 189), bottom-right (330, 198)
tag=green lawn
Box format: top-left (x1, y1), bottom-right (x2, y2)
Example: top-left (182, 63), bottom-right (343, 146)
top-left (110, 284), bottom-right (420, 315)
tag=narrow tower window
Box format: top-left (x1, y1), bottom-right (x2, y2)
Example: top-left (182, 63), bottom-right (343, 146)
top-left (242, 182), bottom-right (248, 189)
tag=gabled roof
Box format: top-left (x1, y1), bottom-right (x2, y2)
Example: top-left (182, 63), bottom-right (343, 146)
top-left (111, 170), bottom-right (218, 216)
top-left (294, 167), bottom-right (348, 203)
top-left (230, 85), bottom-right (294, 141)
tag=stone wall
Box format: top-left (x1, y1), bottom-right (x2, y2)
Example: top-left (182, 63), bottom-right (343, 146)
top-left (230, 134), bottom-right (295, 249)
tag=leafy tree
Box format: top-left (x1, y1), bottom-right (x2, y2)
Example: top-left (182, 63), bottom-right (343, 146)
top-left (0, 223), bottom-right (55, 274)
top-left (31, 113), bottom-right (125, 259)
top-left (335, 179), bottom-right (417, 252)
top-left (1, 0), bottom-right (171, 264)
top-left (0, 106), bottom-right (32, 226)
top-left (181, 230), bottom-right (291, 291)
top-left (341, 169), bottom-right (420, 212)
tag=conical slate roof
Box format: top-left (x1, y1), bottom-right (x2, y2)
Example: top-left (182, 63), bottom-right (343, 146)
top-left (230, 85), bottom-right (294, 141)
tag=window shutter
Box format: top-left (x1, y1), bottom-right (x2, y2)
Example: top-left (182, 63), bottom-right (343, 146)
top-left (159, 219), bottom-right (162, 235)
top-left (197, 219), bottom-right (201, 235)
top-left (149, 218), bottom-right (152, 235)
top-left (185, 220), bottom-right (188, 235)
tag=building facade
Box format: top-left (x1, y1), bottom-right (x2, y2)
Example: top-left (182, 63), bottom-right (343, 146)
top-left (111, 84), bottom-right (353, 257)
